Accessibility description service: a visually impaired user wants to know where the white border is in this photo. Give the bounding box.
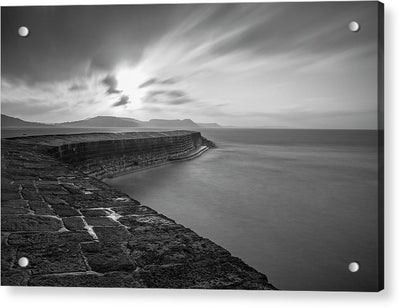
[0,0,399,307]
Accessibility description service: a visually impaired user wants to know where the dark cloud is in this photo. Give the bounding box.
[89,55,117,72]
[101,75,121,94]
[167,90,185,98]
[143,89,193,105]
[139,77,178,88]
[112,95,130,107]
[168,97,193,105]
[148,90,165,97]
[160,77,179,85]
[143,90,162,103]
[139,78,157,88]
[1,5,177,83]
[69,83,88,91]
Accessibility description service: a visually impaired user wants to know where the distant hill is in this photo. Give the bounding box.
[197,122,222,128]
[60,117,207,128]
[1,114,52,127]
[60,116,142,127]
[1,114,222,129]
[145,119,199,128]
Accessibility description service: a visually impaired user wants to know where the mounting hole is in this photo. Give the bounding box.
[348,21,360,32]
[18,257,29,267]
[348,261,359,272]
[18,26,30,37]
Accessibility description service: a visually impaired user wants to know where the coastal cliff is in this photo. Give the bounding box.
[7,131,216,179]
[1,131,275,289]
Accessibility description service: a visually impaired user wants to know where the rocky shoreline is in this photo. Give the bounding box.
[1,132,276,289]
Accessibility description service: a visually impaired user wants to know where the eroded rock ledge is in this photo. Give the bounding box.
[1,131,275,289]
[7,131,216,179]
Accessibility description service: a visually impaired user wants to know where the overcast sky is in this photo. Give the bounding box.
[1,2,379,128]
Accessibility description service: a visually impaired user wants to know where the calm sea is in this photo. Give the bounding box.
[2,127,379,290]
[105,128,379,291]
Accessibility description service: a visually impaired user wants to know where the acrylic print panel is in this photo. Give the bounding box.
[1,1,384,291]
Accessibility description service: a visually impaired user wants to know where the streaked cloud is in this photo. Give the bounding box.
[112,95,130,107]
[139,78,157,88]
[1,3,379,128]
[139,77,178,88]
[69,83,88,92]
[101,75,122,95]
[143,90,193,105]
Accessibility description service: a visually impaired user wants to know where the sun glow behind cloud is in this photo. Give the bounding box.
[115,66,148,107]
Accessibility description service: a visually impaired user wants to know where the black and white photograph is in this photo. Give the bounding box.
[1,1,383,292]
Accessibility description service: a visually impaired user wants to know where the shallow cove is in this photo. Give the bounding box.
[104,128,379,291]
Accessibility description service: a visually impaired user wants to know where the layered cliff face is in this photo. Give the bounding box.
[8,131,216,179]
[2,131,274,289]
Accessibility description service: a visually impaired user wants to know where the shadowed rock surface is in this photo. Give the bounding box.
[1,132,275,289]
[8,130,216,179]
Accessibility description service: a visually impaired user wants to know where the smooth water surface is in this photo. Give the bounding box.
[105,129,379,291]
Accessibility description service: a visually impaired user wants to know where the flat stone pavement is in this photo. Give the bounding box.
[1,139,275,289]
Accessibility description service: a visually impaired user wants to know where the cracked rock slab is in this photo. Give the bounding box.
[28,272,144,288]
[15,242,88,275]
[62,216,86,231]
[81,242,136,273]
[1,215,62,232]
